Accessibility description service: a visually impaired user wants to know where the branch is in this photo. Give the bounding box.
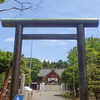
[0,7,32,12]
[0,0,42,13]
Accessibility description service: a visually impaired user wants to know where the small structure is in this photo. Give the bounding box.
[23,86,33,99]
[30,82,37,90]
[38,68,65,85]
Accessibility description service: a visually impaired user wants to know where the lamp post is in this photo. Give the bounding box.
[29,41,33,87]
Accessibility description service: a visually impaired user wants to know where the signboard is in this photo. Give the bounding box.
[14,95,23,100]
[48,78,58,81]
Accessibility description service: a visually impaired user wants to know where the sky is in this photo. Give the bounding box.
[0,0,100,63]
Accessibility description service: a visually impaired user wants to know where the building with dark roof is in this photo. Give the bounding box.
[38,68,66,85]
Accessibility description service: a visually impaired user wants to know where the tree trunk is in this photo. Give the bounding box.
[0,67,11,100]
[94,92,99,100]
[92,88,100,100]
[75,88,79,97]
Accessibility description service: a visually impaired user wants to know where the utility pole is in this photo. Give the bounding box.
[29,41,33,87]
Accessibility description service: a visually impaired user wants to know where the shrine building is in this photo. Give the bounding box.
[38,68,66,85]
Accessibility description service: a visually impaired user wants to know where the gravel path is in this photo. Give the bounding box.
[32,91,66,100]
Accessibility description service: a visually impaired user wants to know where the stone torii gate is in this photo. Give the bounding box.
[2,18,99,100]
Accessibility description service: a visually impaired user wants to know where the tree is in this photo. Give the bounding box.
[0,0,5,4]
[57,59,63,67]
[60,47,79,96]
[0,72,5,89]
[20,55,32,85]
[20,65,32,85]
[42,60,50,68]
[0,51,13,100]
[60,64,79,96]
[0,51,13,73]
[85,36,100,99]
[0,51,32,99]
[67,47,78,65]
[61,36,100,99]
[42,60,47,67]
[26,58,43,82]
[43,59,68,68]
[86,47,100,99]
[0,0,42,13]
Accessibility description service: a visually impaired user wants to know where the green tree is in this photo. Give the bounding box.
[0,51,13,73]
[42,60,47,67]
[0,51,32,99]
[0,51,13,99]
[61,47,79,96]
[43,59,68,68]
[61,36,100,99]
[20,65,32,85]
[86,45,100,100]
[27,58,42,82]
[42,60,50,68]
[0,72,5,88]
[0,0,5,4]
[19,55,33,85]
[60,64,79,96]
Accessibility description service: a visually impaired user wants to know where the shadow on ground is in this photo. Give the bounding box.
[54,94,65,98]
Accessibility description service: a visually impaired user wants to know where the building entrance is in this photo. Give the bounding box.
[48,78,58,85]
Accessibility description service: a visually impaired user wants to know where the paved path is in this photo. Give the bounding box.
[44,85,61,91]
[33,91,66,100]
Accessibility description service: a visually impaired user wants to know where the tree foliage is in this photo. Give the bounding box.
[61,47,79,96]
[0,72,5,88]
[0,51,13,89]
[0,0,5,4]
[0,51,13,99]
[42,59,68,68]
[61,36,100,99]
[26,58,43,82]
[0,51,13,73]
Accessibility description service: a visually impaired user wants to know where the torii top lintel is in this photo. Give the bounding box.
[2,18,99,27]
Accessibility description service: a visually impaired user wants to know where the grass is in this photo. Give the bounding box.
[61,93,97,100]
[61,93,79,100]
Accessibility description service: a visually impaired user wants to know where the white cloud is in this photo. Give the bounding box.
[5,38,14,42]
[63,48,68,50]
[51,57,54,59]
[38,40,68,46]
[51,40,58,43]
[68,40,76,42]
[45,59,51,63]
[48,44,55,46]
[58,41,67,45]
[45,59,49,62]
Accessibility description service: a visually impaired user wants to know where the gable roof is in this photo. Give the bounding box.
[45,69,60,78]
[38,68,66,77]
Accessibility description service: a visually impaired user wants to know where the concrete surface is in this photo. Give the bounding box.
[33,91,66,100]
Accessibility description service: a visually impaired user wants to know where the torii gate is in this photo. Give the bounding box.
[2,18,99,100]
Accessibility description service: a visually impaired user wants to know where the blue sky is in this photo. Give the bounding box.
[0,0,100,63]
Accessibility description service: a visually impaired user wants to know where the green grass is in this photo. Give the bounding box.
[61,93,98,100]
[61,93,79,100]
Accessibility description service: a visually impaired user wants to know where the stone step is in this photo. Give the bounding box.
[44,85,61,91]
